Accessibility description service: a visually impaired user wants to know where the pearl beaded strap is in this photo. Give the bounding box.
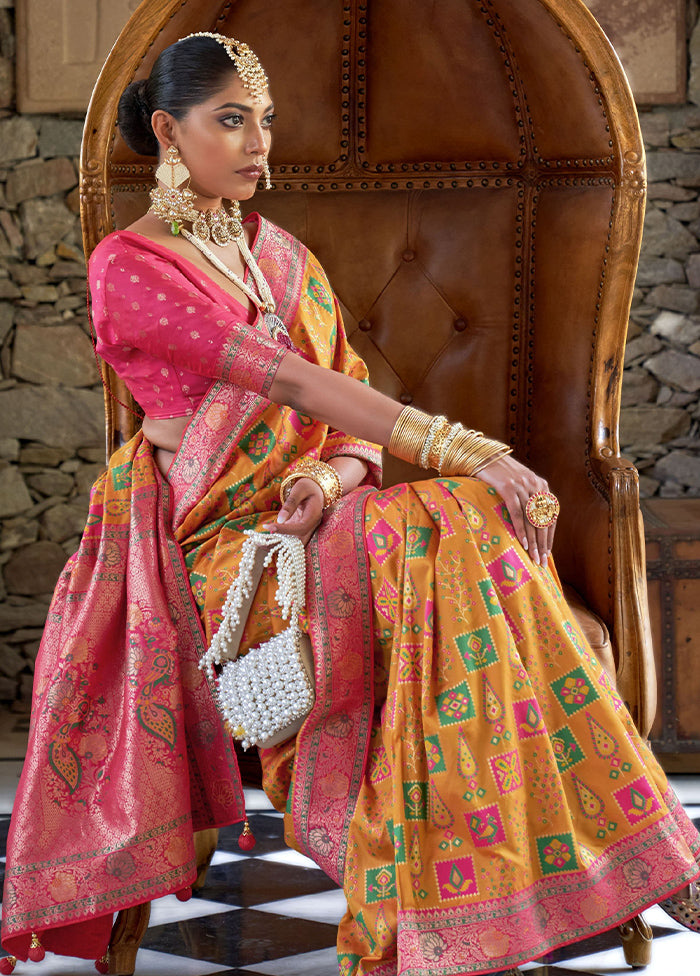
[200,530,306,678]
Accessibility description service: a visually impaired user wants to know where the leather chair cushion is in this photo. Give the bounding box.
[563,583,616,680]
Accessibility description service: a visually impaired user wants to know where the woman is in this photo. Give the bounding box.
[2,33,698,976]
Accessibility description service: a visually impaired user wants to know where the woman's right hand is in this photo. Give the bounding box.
[475,454,557,568]
[265,477,324,547]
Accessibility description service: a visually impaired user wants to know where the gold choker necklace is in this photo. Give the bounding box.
[149,193,244,246]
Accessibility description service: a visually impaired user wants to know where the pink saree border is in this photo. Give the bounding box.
[288,487,377,884]
[394,794,700,975]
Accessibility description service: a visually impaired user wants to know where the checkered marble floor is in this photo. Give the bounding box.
[1,760,699,976]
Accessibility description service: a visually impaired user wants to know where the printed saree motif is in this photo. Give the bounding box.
[329,480,700,975]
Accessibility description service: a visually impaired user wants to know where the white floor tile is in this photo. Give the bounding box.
[559,928,699,976]
[254,888,347,925]
[242,787,276,811]
[210,849,248,866]
[0,760,23,815]
[668,775,700,806]
[257,847,321,870]
[241,945,339,975]
[147,893,239,928]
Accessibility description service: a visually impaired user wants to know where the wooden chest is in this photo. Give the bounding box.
[644,499,700,772]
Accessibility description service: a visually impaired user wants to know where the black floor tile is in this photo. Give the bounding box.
[195,855,339,908]
[141,909,337,967]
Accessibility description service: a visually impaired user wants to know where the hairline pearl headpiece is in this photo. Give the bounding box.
[176,32,268,102]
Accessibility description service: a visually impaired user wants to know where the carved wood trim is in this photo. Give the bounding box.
[108,902,151,975]
[605,460,655,738]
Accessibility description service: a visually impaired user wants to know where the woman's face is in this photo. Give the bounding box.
[162,71,274,204]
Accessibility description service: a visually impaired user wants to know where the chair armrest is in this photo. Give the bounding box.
[596,454,656,737]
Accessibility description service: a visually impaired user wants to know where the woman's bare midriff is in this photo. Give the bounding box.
[142,415,192,478]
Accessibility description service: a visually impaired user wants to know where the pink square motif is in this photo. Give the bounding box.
[366,518,401,566]
[465,803,507,847]
[434,854,477,900]
[613,775,662,826]
[489,749,523,795]
[486,548,532,598]
[513,698,546,739]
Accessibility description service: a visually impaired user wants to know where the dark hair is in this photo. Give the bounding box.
[118,36,238,156]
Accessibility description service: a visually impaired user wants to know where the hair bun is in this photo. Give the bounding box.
[118,78,159,157]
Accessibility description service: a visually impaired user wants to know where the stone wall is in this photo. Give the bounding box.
[0,5,700,705]
[623,11,700,496]
[0,4,104,706]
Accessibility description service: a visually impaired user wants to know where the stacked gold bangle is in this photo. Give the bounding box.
[280,458,344,509]
[389,406,512,477]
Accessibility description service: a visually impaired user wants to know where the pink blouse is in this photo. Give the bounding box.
[88,226,288,419]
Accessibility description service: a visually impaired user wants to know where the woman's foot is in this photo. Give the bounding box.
[658,881,700,932]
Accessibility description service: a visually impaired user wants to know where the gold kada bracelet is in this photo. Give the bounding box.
[389,406,512,476]
[280,458,343,509]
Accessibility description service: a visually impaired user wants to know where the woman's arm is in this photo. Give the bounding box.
[271,352,556,567]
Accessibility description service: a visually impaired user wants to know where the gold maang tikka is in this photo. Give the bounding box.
[176,33,268,102]
[149,145,244,245]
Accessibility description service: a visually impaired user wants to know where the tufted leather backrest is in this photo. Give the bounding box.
[81,0,646,647]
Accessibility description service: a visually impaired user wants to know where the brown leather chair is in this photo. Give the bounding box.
[80,0,654,971]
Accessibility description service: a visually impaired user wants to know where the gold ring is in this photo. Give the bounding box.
[525,490,560,528]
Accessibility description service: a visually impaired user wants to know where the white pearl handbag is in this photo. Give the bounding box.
[199,531,315,750]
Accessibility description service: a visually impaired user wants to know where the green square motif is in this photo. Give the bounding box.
[477,579,503,617]
[425,734,446,774]
[456,626,498,673]
[365,864,396,903]
[536,832,578,876]
[403,781,428,820]
[551,725,585,773]
[436,682,476,726]
[190,572,207,611]
[239,421,276,462]
[111,462,132,491]
[390,821,406,864]
[338,954,362,976]
[406,525,433,559]
[551,666,599,716]
[307,275,333,313]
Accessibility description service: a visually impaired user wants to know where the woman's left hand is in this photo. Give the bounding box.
[268,477,324,546]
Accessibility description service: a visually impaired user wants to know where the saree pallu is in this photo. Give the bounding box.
[259,477,700,975]
[1,220,382,961]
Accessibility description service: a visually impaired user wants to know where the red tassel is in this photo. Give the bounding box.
[28,933,45,962]
[0,957,17,974]
[175,886,192,902]
[95,953,109,974]
[238,818,256,851]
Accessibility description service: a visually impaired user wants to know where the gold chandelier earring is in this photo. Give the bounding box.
[261,156,272,190]
[149,145,197,235]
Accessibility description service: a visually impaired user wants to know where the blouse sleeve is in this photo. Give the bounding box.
[89,238,288,398]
